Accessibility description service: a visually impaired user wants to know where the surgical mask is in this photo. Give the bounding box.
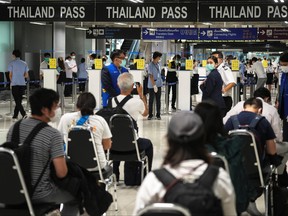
[50,107,62,123]
[44,58,49,63]
[120,59,126,67]
[71,56,76,59]
[280,66,288,73]
[206,64,215,72]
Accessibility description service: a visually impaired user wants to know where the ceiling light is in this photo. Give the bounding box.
[75,27,88,31]
[285,21,288,24]
[114,22,127,26]
[274,0,279,2]
[0,0,11,3]
[30,22,46,26]
[280,0,284,2]
[129,0,143,3]
[202,22,212,26]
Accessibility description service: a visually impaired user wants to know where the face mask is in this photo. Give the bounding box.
[120,59,126,67]
[49,107,62,123]
[44,58,49,63]
[71,56,76,59]
[206,63,215,72]
[280,66,288,73]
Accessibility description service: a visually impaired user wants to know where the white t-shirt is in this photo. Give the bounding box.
[252,61,267,79]
[217,62,236,97]
[111,95,145,121]
[133,159,236,216]
[57,111,112,168]
[40,60,49,76]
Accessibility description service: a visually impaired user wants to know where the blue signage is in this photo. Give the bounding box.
[199,28,257,40]
[142,28,198,40]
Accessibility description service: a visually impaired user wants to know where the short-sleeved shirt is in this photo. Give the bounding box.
[57,112,112,168]
[148,62,163,88]
[78,62,88,79]
[217,62,236,97]
[252,61,267,79]
[224,111,276,155]
[6,118,64,200]
[8,58,29,86]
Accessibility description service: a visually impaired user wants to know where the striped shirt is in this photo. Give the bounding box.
[7,118,65,200]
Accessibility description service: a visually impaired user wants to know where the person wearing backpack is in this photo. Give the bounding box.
[111,72,153,184]
[133,111,236,216]
[6,88,79,215]
[58,92,112,169]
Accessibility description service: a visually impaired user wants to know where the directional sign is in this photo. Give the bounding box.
[86,27,141,39]
[258,28,288,40]
[142,28,198,40]
[199,28,257,40]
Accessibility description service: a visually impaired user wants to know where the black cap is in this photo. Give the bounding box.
[168,111,205,142]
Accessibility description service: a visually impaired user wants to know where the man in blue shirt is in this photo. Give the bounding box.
[279,51,288,142]
[101,49,128,107]
[148,51,163,120]
[8,49,28,120]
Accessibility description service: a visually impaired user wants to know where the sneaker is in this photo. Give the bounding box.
[172,107,177,111]
[22,114,28,119]
[156,116,161,120]
[147,116,153,120]
[12,117,18,122]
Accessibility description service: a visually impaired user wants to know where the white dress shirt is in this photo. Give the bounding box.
[217,62,236,97]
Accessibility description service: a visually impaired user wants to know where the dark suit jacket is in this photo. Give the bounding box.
[200,69,225,109]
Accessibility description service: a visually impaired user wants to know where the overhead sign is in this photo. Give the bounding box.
[199,3,288,22]
[142,28,198,40]
[0,3,94,21]
[258,28,288,40]
[199,28,257,40]
[86,27,141,39]
[95,3,197,22]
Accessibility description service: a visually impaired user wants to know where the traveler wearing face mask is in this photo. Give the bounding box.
[6,88,79,215]
[279,51,288,142]
[64,56,75,97]
[40,52,51,79]
[200,56,226,117]
[147,51,163,120]
[101,49,128,107]
[70,52,78,78]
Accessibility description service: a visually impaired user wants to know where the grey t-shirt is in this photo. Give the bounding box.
[7,118,64,200]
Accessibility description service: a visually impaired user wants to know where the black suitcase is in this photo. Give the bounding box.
[124,161,145,186]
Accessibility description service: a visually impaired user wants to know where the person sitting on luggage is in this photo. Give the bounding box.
[58,92,112,169]
[111,72,153,182]
[133,111,236,216]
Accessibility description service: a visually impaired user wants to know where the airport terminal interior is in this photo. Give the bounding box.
[1,0,288,215]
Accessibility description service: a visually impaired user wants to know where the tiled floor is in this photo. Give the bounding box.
[0,87,273,216]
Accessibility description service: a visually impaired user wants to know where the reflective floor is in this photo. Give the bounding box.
[0,87,271,215]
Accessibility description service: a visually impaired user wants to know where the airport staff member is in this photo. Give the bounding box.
[279,51,288,142]
[212,51,236,115]
[8,49,28,120]
[101,49,128,107]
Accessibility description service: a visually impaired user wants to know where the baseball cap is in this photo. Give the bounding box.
[168,111,205,142]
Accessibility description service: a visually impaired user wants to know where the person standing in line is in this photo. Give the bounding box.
[200,56,226,117]
[64,56,76,97]
[78,58,88,92]
[278,51,288,142]
[251,57,267,90]
[211,51,236,115]
[147,51,163,120]
[39,52,50,77]
[101,49,128,107]
[8,49,28,121]
[56,57,66,100]
[166,55,180,111]
[70,52,78,77]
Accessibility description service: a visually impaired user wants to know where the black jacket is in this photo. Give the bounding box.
[51,161,112,216]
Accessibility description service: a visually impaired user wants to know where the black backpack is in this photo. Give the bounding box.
[230,114,265,161]
[2,120,49,197]
[153,165,223,216]
[96,95,138,132]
